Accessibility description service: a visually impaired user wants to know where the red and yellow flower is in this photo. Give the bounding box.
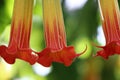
[96,0,120,59]
[0,0,38,64]
[37,0,86,67]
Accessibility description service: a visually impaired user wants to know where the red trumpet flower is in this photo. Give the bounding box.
[96,0,120,59]
[37,0,86,67]
[0,0,38,64]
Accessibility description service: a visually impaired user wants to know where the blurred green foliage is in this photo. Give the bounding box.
[0,0,120,80]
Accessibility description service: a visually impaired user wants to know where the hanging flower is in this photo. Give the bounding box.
[0,0,38,64]
[37,0,86,67]
[96,0,120,59]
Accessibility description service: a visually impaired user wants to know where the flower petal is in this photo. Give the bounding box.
[37,46,79,67]
[16,49,38,65]
[96,41,120,59]
[0,46,15,64]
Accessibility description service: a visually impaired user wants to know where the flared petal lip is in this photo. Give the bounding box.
[94,41,120,59]
[37,46,86,67]
[0,45,38,65]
